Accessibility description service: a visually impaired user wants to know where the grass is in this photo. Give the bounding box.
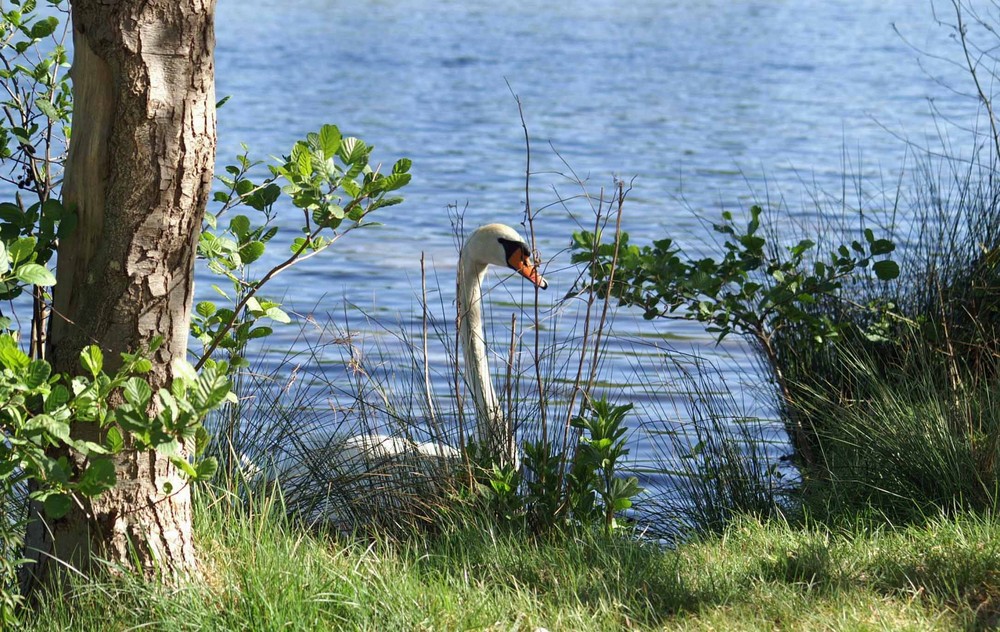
[20,485,1000,631]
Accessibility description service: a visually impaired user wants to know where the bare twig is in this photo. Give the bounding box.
[506,79,548,440]
[953,0,1000,163]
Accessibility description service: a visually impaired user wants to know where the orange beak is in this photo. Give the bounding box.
[508,249,548,289]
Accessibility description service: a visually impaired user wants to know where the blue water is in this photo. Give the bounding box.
[210,1,981,472]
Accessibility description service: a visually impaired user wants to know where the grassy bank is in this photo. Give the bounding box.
[22,488,1000,631]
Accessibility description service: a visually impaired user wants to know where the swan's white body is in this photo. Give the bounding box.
[457,223,547,465]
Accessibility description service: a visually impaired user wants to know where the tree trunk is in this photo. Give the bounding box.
[21,0,216,589]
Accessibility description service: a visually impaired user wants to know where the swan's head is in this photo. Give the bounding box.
[463,223,548,289]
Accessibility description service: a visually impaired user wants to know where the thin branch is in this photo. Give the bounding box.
[506,79,548,440]
[953,0,1000,162]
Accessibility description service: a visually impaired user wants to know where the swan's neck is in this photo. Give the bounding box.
[457,256,513,462]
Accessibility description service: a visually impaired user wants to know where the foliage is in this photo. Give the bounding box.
[0,334,230,624]
[1,337,229,518]
[0,0,70,356]
[573,205,899,346]
[572,205,900,469]
[193,126,412,371]
[192,127,412,485]
[475,397,643,537]
[571,397,642,535]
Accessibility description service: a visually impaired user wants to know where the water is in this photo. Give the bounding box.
[209,1,980,473]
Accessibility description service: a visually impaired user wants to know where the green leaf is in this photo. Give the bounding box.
[341,178,361,199]
[247,326,273,340]
[170,456,198,479]
[0,202,22,223]
[44,384,70,413]
[611,496,633,511]
[69,439,109,456]
[195,426,211,456]
[873,260,900,281]
[29,15,58,39]
[155,437,182,457]
[24,359,50,389]
[235,179,255,197]
[170,358,199,385]
[0,335,28,370]
[150,335,166,353]
[264,306,291,324]
[239,241,265,265]
[392,157,412,174]
[9,236,36,264]
[337,137,368,165]
[35,97,59,120]
[195,457,218,481]
[244,295,263,315]
[105,426,124,454]
[80,345,103,377]
[43,493,71,519]
[293,143,312,177]
[24,413,70,443]
[77,459,116,497]
[870,238,895,256]
[195,301,216,318]
[123,377,152,408]
[15,263,56,286]
[115,407,149,434]
[229,214,250,239]
[370,172,411,193]
[192,371,231,412]
[369,196,403,211]
[318,124,341,159]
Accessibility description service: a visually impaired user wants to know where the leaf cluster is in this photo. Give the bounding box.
[573,205,900,347]
[570,397,643,534]
[475,397,643,537]
[0,336,231,523]
[194,125,412,369]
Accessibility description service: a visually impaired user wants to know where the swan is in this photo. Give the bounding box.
[248,224,546,530]
[458,223,548,466]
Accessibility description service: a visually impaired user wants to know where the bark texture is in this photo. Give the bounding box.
[22,0,216,587]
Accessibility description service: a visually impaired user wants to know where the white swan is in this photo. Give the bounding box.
[458,223,548,466]
[247,224,546,529]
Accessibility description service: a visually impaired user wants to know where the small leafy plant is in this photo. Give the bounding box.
[571,398,643,535]
[478,397,643,536]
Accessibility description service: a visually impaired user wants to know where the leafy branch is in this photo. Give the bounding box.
[193,124,412,370]
[572,205,901,468]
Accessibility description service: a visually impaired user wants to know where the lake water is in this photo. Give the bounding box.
[209,1,981,481]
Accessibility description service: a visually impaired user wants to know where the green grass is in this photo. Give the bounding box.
[21,487,1000,631]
